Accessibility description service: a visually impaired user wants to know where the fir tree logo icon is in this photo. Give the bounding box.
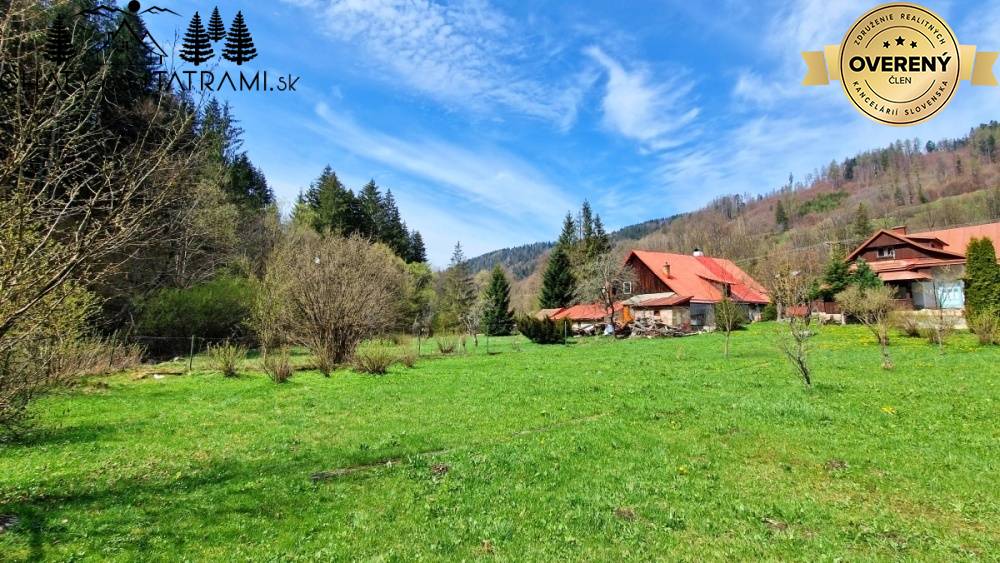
[207,7,227,42]
[179,12,214,66]
[44,13,74,64]
[222,11,257,66]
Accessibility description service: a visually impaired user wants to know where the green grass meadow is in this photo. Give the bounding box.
[1,324,997,560]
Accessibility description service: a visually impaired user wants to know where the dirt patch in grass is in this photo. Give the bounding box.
[614,507,637,521]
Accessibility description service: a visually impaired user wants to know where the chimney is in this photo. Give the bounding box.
[692,248,704,257]
[663,261,671,277]
[890,225,907,235]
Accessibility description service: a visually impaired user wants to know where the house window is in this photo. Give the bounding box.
[622,281,633,294]
[877,247,896,259]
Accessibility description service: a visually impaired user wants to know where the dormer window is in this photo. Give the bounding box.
[877,248,896,259]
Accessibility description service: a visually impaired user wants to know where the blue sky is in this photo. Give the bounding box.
[142,0,1000,265]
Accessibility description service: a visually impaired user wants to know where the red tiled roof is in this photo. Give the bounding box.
[626,250,769,304]
[879,270,933,282]
[632,294,692,307]
[845,229,964,262]
[551,302,623,321]
[910,222,1000,256]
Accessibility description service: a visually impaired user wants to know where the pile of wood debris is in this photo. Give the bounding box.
[624,319,693,338]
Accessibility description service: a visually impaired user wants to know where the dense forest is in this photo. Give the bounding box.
[493,123,1000,312]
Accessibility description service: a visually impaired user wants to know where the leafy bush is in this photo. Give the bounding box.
[207,341,248,377]
[262,348,293,384]
[761,302,778,322]
[137,276,255,356]
[967,310,999,345]
[436,334,458,354]
[516,316,568,345]
[352,340,399,375]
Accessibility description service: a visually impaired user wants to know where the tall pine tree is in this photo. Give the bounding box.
[357,180,383,239]
[302,167,363,235]
[589,214,612,258]
[853,203,873,239]
[557,212,577,247]
[408,231,427,263]
[440,242,476,330]
[481,265,515,336]
[539,245,576,309]
[179,12,213,66]
[775,200,789,232]
[380,189,410,257]
[222,11,257,65]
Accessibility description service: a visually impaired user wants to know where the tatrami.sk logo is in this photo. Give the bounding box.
[801,2,997,126]
[163,6,300,93]
[40,2,300,94]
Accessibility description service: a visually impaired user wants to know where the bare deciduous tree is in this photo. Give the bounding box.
[256,230,406,374]
[714,298,746,358]
[836,285,895,369]
[577,251,636,330]
[1,1,199,436]
[762,254,820,386]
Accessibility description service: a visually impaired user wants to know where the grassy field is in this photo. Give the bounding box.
[0,324,997,561]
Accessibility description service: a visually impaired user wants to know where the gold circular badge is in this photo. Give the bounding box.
[839,3,960,126]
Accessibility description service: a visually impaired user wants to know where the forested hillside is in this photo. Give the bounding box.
[501,122,1000,312]
[465,214,677,280]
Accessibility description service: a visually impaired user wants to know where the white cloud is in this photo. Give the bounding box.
[282,0,584,126]
[585,46,699,151]
[307,102,576,262]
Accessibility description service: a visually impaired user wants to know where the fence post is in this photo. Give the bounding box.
[188,335,196,373]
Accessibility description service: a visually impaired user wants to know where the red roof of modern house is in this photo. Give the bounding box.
[551,302,623,321]
[845,222,1000,282]
[911,223,1000,256]
[626,250,769,304]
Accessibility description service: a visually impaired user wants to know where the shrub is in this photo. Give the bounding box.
[967,310,1000,345]
[352,340,399,375]
[262,348,293,384]
[207,341,248,377]
[892,312,921,337]
[436,334,458,354]
[516,316,568,344]
[398,349,418,368]
[136,276,255,356]
[761,302,778,322]
[256,230,406,375]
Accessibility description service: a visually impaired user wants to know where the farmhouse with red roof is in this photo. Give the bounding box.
[621,249,769,329]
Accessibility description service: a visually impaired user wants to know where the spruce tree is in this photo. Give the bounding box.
[44,14,74,64]
[441,242,476,330]
[580,200,595,241]
[222,11,257,65]
[408,231,427,263]
[557,212,577,247]
[775,200,789,231]
[965,237,1000,316]
[482,265,515,336]
[539,245,576,309]
[357,180,384,239]
[853,203,873,239]
[850,259,882,289]
[179,12,214,66]
[380,189,409,257]
[207,7,227,42]
[227,153,273,210]
[302,166,362,235]
[589,214,612,258]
